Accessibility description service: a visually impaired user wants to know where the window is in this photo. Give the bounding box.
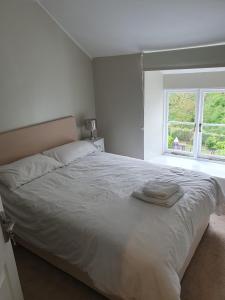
[164,89,225,161]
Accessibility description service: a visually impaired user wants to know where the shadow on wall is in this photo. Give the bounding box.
[93,54,144,159]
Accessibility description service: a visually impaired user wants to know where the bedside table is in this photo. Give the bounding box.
[85,137,105,152]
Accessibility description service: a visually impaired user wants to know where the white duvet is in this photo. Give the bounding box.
[1,152,224,300]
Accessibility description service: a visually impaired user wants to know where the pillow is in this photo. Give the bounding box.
[43,140,97,165]
[0,154,62,190]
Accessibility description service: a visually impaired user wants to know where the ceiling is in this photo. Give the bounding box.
[37,0,225,58]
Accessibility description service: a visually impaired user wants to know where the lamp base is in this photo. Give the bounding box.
[90,130,97,140]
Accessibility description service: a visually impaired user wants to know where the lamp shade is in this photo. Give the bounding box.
[85,119,97,131]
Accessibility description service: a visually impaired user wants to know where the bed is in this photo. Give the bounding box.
[0,116,224,300]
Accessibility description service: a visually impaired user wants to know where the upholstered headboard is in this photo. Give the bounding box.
[0,116,78,165]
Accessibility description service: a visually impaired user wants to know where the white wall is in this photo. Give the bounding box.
[164,71,225,89]
[144,71,164,160]
[0,0,95,134]
[93,54,144,159]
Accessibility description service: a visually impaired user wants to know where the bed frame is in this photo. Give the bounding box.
[0,116,209,299]
[0,116,78,165]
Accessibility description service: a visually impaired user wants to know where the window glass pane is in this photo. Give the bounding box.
[203,92,225,124]
[201,125,225,157]
[168,92,196,122]
[168,123,195,153]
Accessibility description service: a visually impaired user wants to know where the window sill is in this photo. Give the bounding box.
[147,154,225,179]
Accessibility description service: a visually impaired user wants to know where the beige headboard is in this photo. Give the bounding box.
[0,116,78,165]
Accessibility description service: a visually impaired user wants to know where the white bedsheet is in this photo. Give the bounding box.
[1,152,224,300]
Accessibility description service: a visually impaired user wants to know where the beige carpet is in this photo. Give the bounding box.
[14,215,225,300]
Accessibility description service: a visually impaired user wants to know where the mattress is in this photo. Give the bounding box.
[0,152,223,300]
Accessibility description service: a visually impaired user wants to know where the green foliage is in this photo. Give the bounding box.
[168,124,193,144]
[169,91,225,125]
[168,135,174,148]
[205,136,217,150]
[168,91,225,156]
[168,92,195,122]
[174,129,191,143]
[216,141,225,150]
[203,92,225,124]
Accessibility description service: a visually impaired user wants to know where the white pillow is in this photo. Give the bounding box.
[0,154,62,191]
[43,141,97,165]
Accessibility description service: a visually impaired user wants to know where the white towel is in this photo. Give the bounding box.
[143,181,180,199]
[132,189,184,207]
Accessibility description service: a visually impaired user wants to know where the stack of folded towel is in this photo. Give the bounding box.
[132,181,183,207]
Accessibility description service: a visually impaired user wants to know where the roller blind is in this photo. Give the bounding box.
[143,45,225,71]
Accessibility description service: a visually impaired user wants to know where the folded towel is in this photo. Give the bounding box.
[143,181,180,199]
[132,189,184,207]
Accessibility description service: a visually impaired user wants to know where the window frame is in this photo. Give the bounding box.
[198,88,225,162]
[163,88,225,162]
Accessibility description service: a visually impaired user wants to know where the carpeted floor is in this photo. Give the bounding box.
[14,215,225,300]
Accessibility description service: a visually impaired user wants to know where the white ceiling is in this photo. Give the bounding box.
[37,0,225,58]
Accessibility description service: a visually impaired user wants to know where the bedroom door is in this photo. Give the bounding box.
[0,198,24,300]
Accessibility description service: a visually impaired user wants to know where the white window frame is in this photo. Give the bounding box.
[163,88,225,162]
